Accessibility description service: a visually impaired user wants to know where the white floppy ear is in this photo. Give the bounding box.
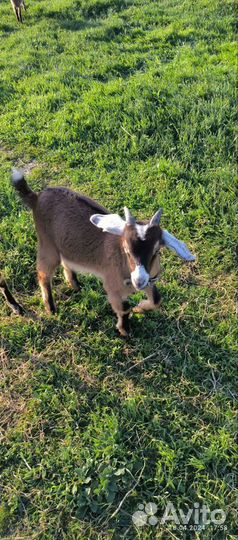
[162,230,196,261]
[90,213,126,236]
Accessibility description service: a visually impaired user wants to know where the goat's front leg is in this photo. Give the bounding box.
[133,284,161,313]
[106,289,131,336]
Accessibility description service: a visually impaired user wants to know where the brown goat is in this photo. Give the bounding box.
[12,170,195,335]
[10,0,27,23]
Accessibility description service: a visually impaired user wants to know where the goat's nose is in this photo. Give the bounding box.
[136,278,147,290]
[131,265,149,290]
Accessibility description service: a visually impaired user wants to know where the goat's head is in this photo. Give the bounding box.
[90,207,195,291]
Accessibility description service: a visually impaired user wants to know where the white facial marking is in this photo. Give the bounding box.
[135,224,149,241]
[162,230,196,261]
[131,264,150,290]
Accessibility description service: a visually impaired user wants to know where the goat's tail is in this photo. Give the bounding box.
[12,169,38,209]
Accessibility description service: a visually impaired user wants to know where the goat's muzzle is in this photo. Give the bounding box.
[130,265,150,291]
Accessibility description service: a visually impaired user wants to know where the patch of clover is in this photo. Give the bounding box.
[132,502,158,527]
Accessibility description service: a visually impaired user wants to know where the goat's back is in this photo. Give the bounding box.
[33,187,112,265]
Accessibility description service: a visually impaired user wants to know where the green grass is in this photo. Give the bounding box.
[0,0,237,538]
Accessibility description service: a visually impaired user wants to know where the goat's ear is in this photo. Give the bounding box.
[162,230,196,261]
[90,213,126,236]
[150,208,163,225]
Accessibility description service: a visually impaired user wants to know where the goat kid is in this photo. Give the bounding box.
[12,170,195,335]
[10,0,27,23]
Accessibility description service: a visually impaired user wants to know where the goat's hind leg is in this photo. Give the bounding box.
[38,270,56,314]
[37,245,60,314]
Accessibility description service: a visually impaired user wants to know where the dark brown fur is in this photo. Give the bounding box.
[123,224,162,271]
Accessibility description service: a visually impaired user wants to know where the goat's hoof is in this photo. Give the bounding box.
[132,305,145,314]
[120,331,129,338]
[71,284,81,292]
[46,306,57,315]
[117,324,129,337]
[118,327,128,337]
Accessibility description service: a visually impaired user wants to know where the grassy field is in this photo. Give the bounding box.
[0,0,237,538]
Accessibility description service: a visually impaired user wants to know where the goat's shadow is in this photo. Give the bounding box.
[82,307,235,398]
[22,285,236,405]
[4,277,235,400]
